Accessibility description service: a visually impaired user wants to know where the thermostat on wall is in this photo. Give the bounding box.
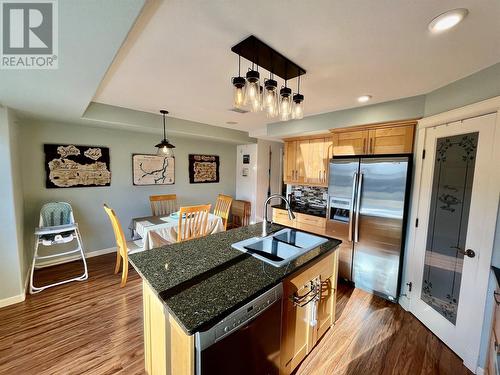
[243,154,250,164]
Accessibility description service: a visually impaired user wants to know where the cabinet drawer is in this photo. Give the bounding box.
[272,209,296,228]
[287,252,335,289]
[296,213,326,228]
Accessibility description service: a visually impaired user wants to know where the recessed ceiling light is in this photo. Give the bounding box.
[357,95,372,103]
[226,121,238,125]
[428,8,468,33]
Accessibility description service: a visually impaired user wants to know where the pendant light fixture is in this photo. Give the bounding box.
[263,72,278,118]
[155,110,175,156]
[292,74,304,120]
[232,55,246,108]
[230,35,306,122]
[245,62,260,110]
[279,79,292,121]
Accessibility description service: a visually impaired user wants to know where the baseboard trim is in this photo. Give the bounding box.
[398,294,410,311]
[34,247,116,269]
[0,293,25,309]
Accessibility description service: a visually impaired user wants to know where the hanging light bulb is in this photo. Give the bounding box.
[262,74,278,110]
[292,74,304,120]
[280,81,292,121]
[245,63,260,108]
[232,55,246,108]
[155,110,175,156]
[251,84,263,112]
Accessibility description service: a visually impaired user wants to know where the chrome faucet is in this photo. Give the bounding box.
[262,194,295,237]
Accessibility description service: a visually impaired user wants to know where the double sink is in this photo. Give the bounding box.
[231,228,328,267]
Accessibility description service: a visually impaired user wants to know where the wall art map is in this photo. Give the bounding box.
[132,154,175,185]
[44,144,111,188]
[188,154,220,184]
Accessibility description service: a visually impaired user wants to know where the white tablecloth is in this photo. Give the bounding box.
[131,213,224,250]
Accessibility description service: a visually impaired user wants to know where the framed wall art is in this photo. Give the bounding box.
[188,154,220,184]
[44,144,111,188]
[132,154,175,185]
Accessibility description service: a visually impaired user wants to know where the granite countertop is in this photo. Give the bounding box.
[272,203,327,218]
[129,223,341,335]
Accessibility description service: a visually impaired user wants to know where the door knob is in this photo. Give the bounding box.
[451,246,476,258]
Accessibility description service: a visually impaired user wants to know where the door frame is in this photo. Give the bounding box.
[402,96,500,373]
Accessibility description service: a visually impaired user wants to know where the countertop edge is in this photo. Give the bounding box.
[132,242,341,336]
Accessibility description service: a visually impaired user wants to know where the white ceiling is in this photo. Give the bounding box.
[94,0,500,136]
[0,0,144,122]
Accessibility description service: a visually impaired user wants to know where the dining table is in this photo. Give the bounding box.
[129,212,224,251]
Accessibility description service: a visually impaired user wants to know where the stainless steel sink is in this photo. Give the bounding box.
[231,228,328,267]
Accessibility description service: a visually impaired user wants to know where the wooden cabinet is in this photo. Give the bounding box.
[281,251,338,375]
[330,120,417,156]
[273,208,328,238]
[272,208,297,228]
[283,136,332,186]
[331,129,369,156]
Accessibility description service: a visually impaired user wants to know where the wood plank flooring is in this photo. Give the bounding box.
[0,253,472,375]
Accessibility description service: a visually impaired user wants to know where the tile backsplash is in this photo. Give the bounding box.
[289,185,328,208]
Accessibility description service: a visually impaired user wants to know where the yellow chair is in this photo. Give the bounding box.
[177,204,211,242]
[213,194,233,230]
[149,194,177,216]
[103,204,142,287]
[229,200,251,228]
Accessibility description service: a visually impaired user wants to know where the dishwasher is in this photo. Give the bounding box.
[195,283,283,375]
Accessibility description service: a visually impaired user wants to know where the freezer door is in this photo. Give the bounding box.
[353,157,409,300]
[327,158,359,280]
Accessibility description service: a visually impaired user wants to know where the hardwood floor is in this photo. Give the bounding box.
[0,254,472,375]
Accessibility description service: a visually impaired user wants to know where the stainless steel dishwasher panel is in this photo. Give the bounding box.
[195,283,283,375]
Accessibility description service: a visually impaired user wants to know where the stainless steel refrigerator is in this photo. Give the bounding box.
[327,155,411,301]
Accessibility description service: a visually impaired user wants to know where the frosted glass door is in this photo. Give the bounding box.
[420,132,478,324]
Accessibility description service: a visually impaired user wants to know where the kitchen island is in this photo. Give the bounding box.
[129,223,341,375]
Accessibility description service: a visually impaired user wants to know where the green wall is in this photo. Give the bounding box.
[267,62,500,137]
[0,107,24,301]
[19,119,238,256]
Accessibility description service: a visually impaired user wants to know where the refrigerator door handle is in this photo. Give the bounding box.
[348,172,358,242]
[354,173,363,243]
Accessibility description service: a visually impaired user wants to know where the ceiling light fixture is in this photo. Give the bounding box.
[232,55,246,108]
[155,110,175,156]
[428,8,468,33]
[246,63,261,111]
[357,95,372,103]
[292,73,304,120]
[230,35,306,122]
[263,73,278,118]
[279,80,292,121]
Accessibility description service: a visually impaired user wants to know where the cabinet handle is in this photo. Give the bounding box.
[323,170,326,182]
[369,138,372,154]
[363,138,366,153]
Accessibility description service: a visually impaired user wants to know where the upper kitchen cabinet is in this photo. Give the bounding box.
[330,120,417,156]
[283,136,332,186]
[331,129,369,155]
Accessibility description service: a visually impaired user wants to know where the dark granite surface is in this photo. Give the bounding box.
[272,203,327,218]
[129,223,341,335]
[492,266,500,286]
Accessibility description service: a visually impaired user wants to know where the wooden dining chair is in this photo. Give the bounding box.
[149,194,177,216]
[213,194,233,230]
[103,204,142,287]
[177,204,212,243]
[229,200,251,229]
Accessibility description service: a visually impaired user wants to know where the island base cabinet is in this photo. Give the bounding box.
[280,251,339,375]
[143,282,195,375]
